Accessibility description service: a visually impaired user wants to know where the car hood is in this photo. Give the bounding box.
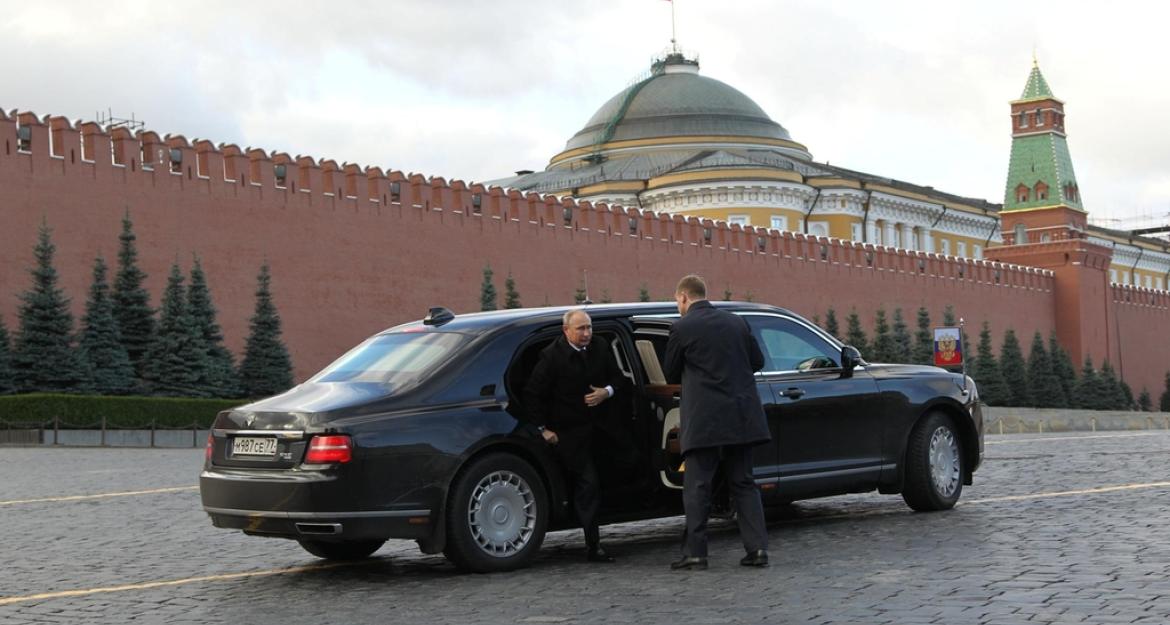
[864,363,952,378]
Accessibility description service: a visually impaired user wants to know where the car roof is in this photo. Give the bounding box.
[382,301,795,336]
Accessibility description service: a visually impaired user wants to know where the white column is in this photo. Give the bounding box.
[921,228,934,253]
[902,224,915,251]
[884,222,898,248]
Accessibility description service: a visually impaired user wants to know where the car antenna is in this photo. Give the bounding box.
[424,307,455,326]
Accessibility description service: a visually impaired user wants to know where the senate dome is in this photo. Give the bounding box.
[562,55,800,153]
[491,52,1000,259]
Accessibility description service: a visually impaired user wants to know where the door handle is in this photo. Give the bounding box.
[780,387,805,399]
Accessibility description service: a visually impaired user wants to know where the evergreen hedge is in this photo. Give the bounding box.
[0,394,241,428]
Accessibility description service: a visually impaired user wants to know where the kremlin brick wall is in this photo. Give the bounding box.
[0,110,1164,396]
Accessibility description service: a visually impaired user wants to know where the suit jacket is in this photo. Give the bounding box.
[523,335,626,432]
[663,300,769,453]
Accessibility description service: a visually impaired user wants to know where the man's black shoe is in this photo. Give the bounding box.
[586,546,616,563]
[670,556,708,570]
[740,550,769,567]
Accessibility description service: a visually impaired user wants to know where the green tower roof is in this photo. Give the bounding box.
[1017,62,1058,102]
[1003,61,1081,212]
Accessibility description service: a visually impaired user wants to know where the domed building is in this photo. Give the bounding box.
[492,53,1003,258]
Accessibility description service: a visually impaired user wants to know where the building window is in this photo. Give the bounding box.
[1121,271,1130,285]
[1145,275,1153,288]
[1034,110,1043,126]
[1040,233,1051,243]
[1015,184,1030,203]
[973,245,983,259]
[1019,112,1028,128]
[957,241,967,257]
[770,215,787,231]
[808,222,828,237]
[940,239,950,255]
[728,214,748,227]
[1013,223,1027,244]
[851,223,862,241]
[1157,277,1164,290]
[1110,269,1118,283]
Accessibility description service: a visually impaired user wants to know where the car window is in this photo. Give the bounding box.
[310,331,467,387]
[741,315,840,372]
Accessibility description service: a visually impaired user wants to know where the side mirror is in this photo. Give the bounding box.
[841,345,862,378]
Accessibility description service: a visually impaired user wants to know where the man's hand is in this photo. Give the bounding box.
[541,428,559,444]
[584,385,610,407]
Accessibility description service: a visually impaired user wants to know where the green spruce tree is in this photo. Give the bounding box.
[637,283,651,302]
[142,263,209,397]
[1138,388,1152,412]
[943,305,957,327]
[503,272,521,309]
[480,265,498,311]
[79,256,136,395]
[891,308,912,364]
[1161,372,1170,412]
[998,329,1029,407]
[824,308,840,342]
[871,308,894,363]
[239,263,294,398]
[11,221,90,393]
[1072,356,1104,410]
[112,211,155,380]
[844,309,870,358]
[1120,380,1135,411]
[912,307,933,365]
[970,322,1009,406]
[1098,361,1126,411]
[1026,331,1063,408]
[1047,333,1077,408]
[600,289,613,304]
[0,316,15,395]
[188,257,241,398]
[574,280,588,305]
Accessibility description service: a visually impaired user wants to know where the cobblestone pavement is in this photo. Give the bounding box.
[2,431,1169,624]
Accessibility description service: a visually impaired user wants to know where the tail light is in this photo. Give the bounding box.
[305,435,353,464]
[205,432,214,462]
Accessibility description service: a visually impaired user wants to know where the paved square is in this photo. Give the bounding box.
[2,431,1169,624]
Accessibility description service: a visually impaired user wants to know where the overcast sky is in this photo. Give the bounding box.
[4,1,1167,226]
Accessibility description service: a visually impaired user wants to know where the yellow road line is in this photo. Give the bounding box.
[962,481,1170,505]
[0,561,372,607]
[0,486,198,506]
[986,431,1166,445]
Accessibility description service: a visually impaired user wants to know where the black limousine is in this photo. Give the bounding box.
[200,302,983,572]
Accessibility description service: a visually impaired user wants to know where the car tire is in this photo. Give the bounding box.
[901,411,963,512]
[297,538,386,560]
[443,453,548,573]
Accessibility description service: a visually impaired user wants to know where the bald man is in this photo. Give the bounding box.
[524,309,625,563]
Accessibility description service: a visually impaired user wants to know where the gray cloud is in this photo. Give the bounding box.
[1,0,1166,223]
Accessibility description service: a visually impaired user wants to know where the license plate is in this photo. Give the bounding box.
[232,436,278,457]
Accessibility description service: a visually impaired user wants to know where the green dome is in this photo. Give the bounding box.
[564,56,797,152]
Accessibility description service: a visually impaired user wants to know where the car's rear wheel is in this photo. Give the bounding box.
[902,411,963,511]
[297,538,386,560]
[444,453,548,573]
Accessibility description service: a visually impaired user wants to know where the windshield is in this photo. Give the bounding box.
[310,331,468,387]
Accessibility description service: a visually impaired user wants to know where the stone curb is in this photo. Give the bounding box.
[984,406,1170,434]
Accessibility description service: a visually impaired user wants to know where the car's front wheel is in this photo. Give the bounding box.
[297,538,386,560]
[443,453,548,573]
[902,411,963,511]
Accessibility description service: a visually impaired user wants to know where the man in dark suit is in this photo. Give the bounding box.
[524,308,625,563]
[663,274,770,570]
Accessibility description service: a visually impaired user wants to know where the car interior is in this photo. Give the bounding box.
[500,327,678,505]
